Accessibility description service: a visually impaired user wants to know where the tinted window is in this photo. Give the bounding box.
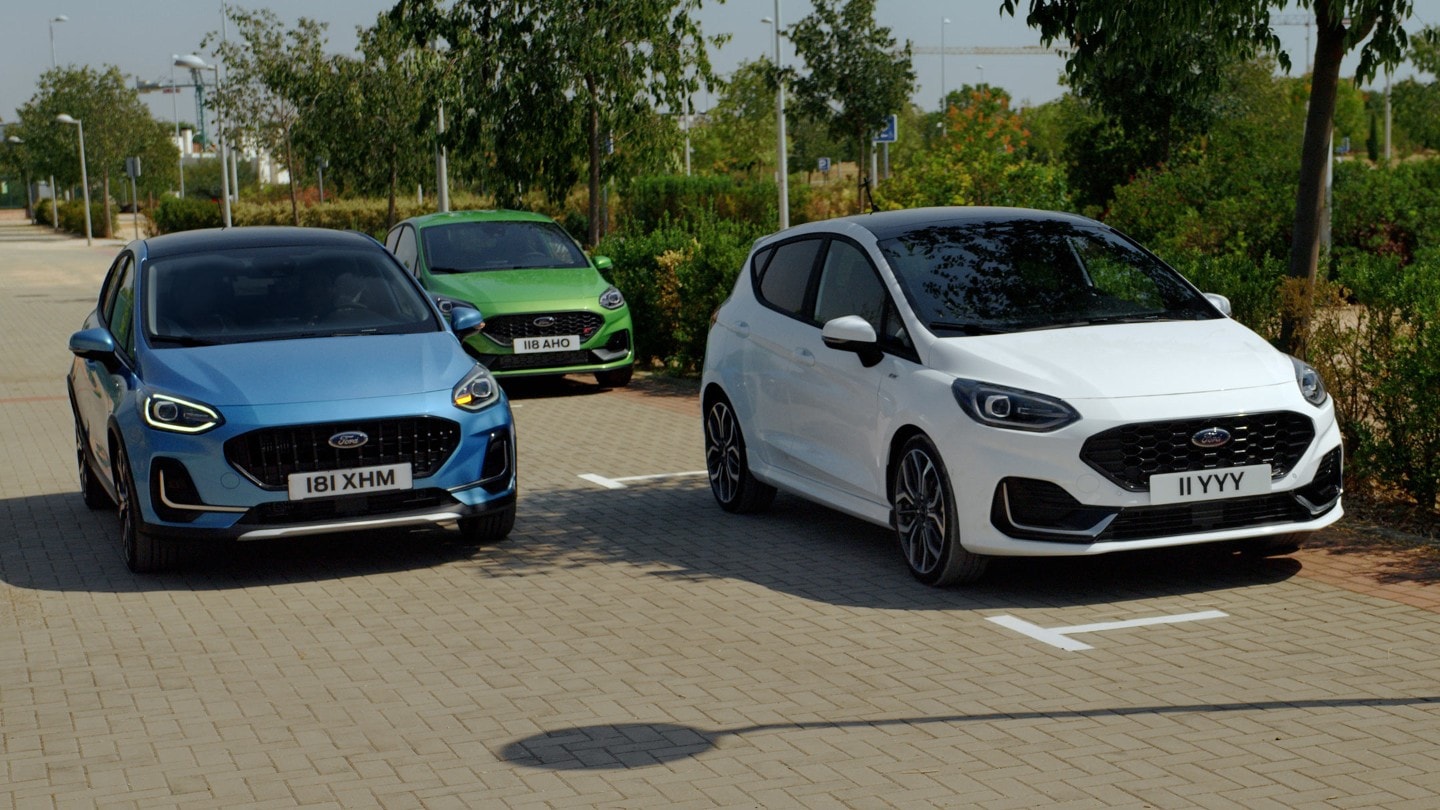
[878,219,1215,335]
[105,255,136,357]
[756,238,820,317]
[421,220,589,272]
[146,245,439,345]
[814,240,885,329]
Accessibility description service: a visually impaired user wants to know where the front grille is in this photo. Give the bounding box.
[226,418,461,489]
[1081,411,1315,491]
[240,488,458,525]
[1098,494,1317,541]
[484,350,594,371]
[484,311,605,347]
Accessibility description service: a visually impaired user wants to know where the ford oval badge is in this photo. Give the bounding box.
[1191,427,1232,449]
[329,430,369,450]
[534,316,557,328]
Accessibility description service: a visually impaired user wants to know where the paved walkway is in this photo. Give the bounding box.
[3,221,1438,808]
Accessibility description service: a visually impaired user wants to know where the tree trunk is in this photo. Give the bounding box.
[1279,2,1367,357]
[586,76,603,248]
[285,128,300,226]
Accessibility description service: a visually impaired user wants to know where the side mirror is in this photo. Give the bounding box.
[69,328,117,362]
[592,255,613,272]
[821,315,883,368]
[1204,292,1232,317]
[450,305,485,336]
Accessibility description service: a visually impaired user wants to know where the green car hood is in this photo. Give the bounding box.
[424,266,610,314]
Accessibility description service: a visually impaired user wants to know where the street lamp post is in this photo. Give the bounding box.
[55,113,91,245]
[762,2,789,231]
[6,136,35,222]
[976,64,985,87]
[174,54,230,227]
[47,14,67,232]
[317,158,327,203]
[941,17,951,112]
[170,58,185,198]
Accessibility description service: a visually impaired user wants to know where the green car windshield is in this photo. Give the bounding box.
[421,220,591,273]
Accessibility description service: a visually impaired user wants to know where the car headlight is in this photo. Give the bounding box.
[453,363,500,411]
[599,286,625,310]
[951,379,1080,432]
[144,393,224,434]
[1291,356,1328,407]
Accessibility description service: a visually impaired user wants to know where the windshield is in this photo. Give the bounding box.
[144,244,440,346]
[877,219,1218,335]
[420,220,590,273]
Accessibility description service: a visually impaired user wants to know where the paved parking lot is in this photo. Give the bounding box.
[3,213,1439,808]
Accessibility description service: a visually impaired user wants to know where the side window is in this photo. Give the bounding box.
[391,226,419,273]
[105,255,137,358]
[755,238,820,317]
[813,240,885,329]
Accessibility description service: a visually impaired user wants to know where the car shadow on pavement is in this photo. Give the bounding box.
[0,492,494,593]
[458,480,1301,612]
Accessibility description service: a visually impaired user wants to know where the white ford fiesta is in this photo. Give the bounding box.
[700,207,1343,586]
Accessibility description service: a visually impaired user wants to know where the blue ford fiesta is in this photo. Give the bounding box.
[67,227,517,572]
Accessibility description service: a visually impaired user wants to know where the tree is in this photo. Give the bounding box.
[1002,0,1415,356]
[16,66,163,237]
[689,59,778,176]
[393,0,723,245]
[203,9,331,226]
[787,0,915,213]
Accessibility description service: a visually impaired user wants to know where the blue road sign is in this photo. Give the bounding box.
[874,114,898,143]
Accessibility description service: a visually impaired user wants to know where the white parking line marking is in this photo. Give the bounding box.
[578,471,709,490]
[987,610,1228,652]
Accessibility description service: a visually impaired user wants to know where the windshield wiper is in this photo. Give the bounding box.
[150,334,224,347]
[929,321,1008,335]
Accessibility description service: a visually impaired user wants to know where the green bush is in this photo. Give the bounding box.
[621,175,779,232]
[1309,251,1440,510]
[597,212,766,372]
[1164,251,1286,342]
[153,196,223,234]
[54,199,114,239]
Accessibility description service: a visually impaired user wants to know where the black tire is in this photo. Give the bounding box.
[113,441,179,573]
[76,421,113,510]
[595,366,633,388]
[703,394,776,514]
[459,505,516,545]
[891,435,987,586]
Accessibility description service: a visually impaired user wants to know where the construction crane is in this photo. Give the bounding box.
[136,73,208,148]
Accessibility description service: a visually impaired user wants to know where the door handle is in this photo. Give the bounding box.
[793,348,815,366]
[733,320,750,338]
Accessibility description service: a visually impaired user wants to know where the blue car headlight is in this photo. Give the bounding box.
[1291,356,1328,407]
[453,363,500,411]
[144,392,224,434]
[599,286,625,310]
[951,379,1080,432]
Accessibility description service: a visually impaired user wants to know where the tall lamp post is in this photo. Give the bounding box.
[174,54,230,227]
[6,135,35,222]
[941,17,951,112]
[55,113,91,245]
[762,3,789,231]
[170,57,185,198]
[47,14,67,232]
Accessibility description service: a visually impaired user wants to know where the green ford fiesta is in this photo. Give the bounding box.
[385,210,634,387]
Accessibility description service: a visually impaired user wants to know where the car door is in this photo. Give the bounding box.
[74,251,139,478]
[785,237,915,504]
[730,237,824,470]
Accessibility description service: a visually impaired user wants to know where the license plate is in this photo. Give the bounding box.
[1149,464,1271,505]
[514,334,579,353]
[287,463,412,500]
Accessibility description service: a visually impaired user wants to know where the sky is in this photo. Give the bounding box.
[5,0,1440,129]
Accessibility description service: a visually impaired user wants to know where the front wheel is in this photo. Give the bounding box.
[703,394,775,514]
[113,442,179,573]
[892,435,987,586]
[595,366,633,388]
[459,505,516,545]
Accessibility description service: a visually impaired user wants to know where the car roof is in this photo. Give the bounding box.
[138,226,381,260]
[802,206,1103,242]
[400,210,556,229]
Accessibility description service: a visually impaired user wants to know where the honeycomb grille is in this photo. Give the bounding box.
[1081,411,1315,492]
[483,312,604,346]
[225,417,461,489]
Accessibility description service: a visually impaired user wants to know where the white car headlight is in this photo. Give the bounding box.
[1291,356,1328,407]
[453,363,500,411]
[951,379,1080,432]
[599,286,625,310]
[144,393,224,434]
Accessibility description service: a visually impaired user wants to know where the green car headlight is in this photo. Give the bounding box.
[599,286,625,310]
